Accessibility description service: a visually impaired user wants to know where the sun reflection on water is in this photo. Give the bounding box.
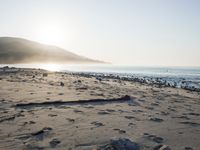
[39,64,61,72]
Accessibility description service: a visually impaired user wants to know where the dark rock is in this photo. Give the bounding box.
[124,116,136,119]
[185,147,193,150]
[49,139,61,148]
[152,137,164,143]
[100,138,140,150]
[66,118,75,122]
[31,127,52,140]
[118,130,126,134]
[96,77,102,81]
[60,82,64,87]
[43,73,48,77]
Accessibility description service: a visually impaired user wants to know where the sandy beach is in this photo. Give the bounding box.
[0,67,200,150]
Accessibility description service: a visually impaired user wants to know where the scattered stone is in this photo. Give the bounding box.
[31,127,52,140]
[60,82,64,87]
[99,138,140,150]
[96,77,102,82]
[29,121,36,124]
[124,116,136,119]
[43,73,48,77]
[153,137,164,143]
[49,139,61,148]
[118,130,126,134]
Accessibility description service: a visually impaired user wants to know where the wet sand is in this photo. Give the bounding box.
[0,67,200,150]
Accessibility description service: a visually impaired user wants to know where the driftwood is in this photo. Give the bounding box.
[15,95,132,108]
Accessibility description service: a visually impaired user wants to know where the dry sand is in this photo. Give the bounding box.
[0,68,200,150]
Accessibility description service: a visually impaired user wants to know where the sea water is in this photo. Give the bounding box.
[62,65,200,91]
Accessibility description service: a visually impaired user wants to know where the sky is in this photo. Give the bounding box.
[0,0,200,66]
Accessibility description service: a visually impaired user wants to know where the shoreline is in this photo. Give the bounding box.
[0,67,200,150]
[1,65,199,92]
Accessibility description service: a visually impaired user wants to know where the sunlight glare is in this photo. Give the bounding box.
[40,64,61,72]
[34,19,67,45]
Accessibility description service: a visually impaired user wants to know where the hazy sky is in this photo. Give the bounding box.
[0,0,200,66]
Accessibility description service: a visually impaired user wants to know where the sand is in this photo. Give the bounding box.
[0,67,200,150]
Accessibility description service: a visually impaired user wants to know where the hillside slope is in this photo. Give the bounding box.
[0,37,103,64]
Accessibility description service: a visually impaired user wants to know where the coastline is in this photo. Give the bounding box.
[0,67,200,150]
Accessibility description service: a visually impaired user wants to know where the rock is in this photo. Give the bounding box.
[96,77,102,82]
[153,144,171,150]
[31,127,52,140]
[60,82,64,87]
[49,139,61,148]
[43,73,48,77]
[152,136,164,143]
[100,138,140,150]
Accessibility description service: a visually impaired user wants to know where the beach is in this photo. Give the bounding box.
[0,67,200,150]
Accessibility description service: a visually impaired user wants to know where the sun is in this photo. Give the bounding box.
[34,19,67,45]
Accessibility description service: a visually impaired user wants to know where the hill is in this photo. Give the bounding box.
[0,37,104,64]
